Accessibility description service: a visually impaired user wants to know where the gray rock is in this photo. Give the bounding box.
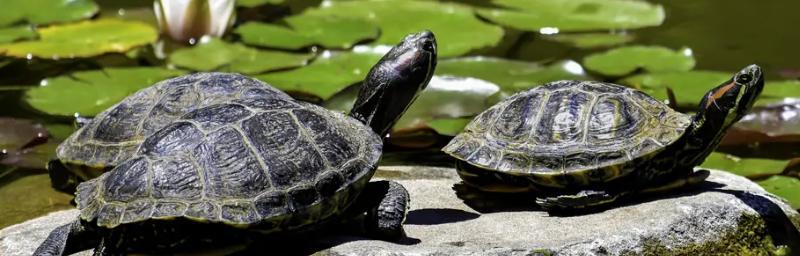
[1,167,798,256]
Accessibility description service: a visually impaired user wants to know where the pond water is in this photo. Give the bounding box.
[0,0,799,230]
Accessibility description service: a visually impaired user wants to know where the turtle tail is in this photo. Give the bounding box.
[34,219,98,256]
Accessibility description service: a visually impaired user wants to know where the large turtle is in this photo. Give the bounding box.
[443,65,763,210]
[34,30,437,255]
[48,72,295,192]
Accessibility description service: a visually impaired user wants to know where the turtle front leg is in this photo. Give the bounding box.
[536,190,625,210]
[47,160,80,193]
[362,180,410,241]
[34,219,98,256]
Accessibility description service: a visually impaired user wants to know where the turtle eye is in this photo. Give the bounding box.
[736,74,752,84]
[422,41,435,53]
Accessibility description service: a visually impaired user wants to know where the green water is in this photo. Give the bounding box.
[1,0,799,230]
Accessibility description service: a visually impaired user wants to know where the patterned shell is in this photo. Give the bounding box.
[57,73,293,167]
[74,90,382,228]
[443,80,691,175]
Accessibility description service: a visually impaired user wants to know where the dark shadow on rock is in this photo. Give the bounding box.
[453,183,542,213]
[455,178,728,216]
[711,188,800,253]
[405,208,480,225]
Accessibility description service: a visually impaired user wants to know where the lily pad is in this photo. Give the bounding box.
[621,71,732,108]
[544,33,634,49]
[256,51,381,101]
[0,0,98,27]
[0,19,158,59]
[0,26,36,44]
[756,176,800,209]
[583,46,695,76]
[25,67,186,116]
[237,0,283,7]
[700,152,787,178]
[436,57,588,93]
[757,80,800,106]
[428,117,472,136]
[237,14,379,49]
[168,38,313,74]
[324,76,500,133]
[477,0,665,32]
[303,0,503,57]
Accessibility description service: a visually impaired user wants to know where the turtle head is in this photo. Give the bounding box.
[350,30,437,137]
[697,64,764,128]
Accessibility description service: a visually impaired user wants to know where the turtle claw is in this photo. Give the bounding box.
[364,180,410,241]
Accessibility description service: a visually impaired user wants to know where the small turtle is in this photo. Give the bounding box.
[48,72,295,192]
[34,30,437,255]
[443,65,763,210]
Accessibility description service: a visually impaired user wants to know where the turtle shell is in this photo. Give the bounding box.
[57,73,292,168]
[443,80,691,180]
[75,95,382,230]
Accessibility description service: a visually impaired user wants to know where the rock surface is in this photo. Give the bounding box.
[1,167,799,256]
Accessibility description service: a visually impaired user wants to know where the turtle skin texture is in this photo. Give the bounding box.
[443,80,697,208]
[54,73,293,177]
[75,92,383,234]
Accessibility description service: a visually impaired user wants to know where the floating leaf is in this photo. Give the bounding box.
[757,176,800,209]
[168,38,312,74]
[0,19,158,59]
[237,14,379,49]
[583,46,695,76]
[477,0,665,32]
[700,152,787,178]
[1,142,57,169]
[0,26,36,44]
[0,0,98,27]
[25,67,186,116]
[237,0,283,7]
[257,52,381,100]
[436,57,588,93]
[621,71,731,108]
[428,117,472,136]
[303,0,503,57]
[756,80,800,106]
[544,33,634,49]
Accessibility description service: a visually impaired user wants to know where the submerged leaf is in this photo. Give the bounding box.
[0,19,158,59]
[257,52,382,100]
[478,0,664,32]
[700,152,787,178]
[237,0,283,7]
[25,67,186,116]
[583,46,695,76]
[0,174,75,229]
[168,38,313,74]
[303,0,503,57]
[0,118,48,156]
[722,100,800,146]
[0,0,98,27]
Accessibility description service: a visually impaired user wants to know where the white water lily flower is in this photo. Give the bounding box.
[154,0,235,44]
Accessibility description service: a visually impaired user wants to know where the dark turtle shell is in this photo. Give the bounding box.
[443,80,690,184]
[57,73,292,168]
[75,95,382,229]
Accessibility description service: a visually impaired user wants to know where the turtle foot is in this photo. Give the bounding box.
[364,180,410,241]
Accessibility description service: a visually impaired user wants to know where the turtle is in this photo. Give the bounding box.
[47,72,296,193]
[442,65,764,210]
[34,30,437,255]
